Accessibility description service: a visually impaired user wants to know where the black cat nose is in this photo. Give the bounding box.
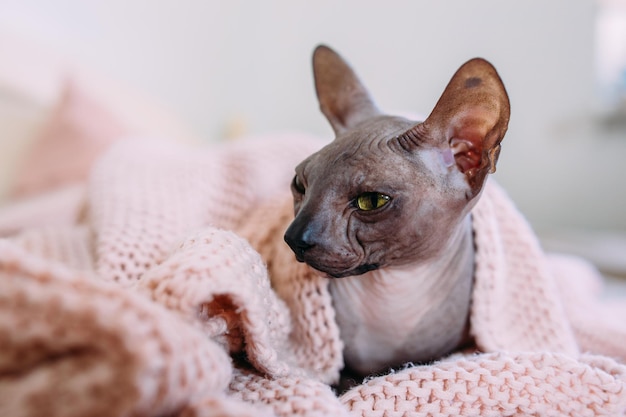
[288,239,314,261]
[284,225,316,261]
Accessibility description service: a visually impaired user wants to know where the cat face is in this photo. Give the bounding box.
[285,115,475,278]
[284,46,509,278]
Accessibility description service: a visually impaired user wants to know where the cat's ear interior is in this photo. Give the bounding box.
[313,45,380,135]
[405,58,510,195]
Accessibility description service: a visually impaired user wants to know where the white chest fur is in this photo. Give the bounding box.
[328,221,475,376]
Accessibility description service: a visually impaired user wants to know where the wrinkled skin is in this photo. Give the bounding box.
[287,116,473,279]
[284,45,510,377]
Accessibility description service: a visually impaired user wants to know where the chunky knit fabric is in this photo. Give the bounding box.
[1,135,626,417]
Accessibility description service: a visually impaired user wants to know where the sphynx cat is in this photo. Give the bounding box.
[284,45,510,377]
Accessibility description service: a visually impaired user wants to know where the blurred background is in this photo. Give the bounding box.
[0,0,625,275]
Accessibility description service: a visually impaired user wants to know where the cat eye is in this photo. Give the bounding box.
[355,192,391,211]
[292,175,305,194]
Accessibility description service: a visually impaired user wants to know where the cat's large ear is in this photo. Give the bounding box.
[403,58,510,196]
[313,45,380,135]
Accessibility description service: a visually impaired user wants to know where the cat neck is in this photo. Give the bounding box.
[328,216,474,376]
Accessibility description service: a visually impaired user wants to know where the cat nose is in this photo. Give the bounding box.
[288,238,314,260]
[284,224,316,261]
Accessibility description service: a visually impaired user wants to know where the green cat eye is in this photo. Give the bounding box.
[355,192,391,211]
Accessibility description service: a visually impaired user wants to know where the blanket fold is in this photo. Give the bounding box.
[1,136,626,417]
[0,240,233,417]
[470,180,579,356]
[137,227,294,378]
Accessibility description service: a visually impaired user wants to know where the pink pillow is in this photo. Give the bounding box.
[10,79,129,198]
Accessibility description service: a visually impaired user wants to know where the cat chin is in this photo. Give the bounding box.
[309,262,380,279]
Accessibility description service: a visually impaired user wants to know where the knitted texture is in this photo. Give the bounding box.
[340,352,626,417]
[470,182,579,355]
[1,136,626,417]
[0,240,233,417]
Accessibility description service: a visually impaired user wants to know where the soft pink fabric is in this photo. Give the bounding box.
[9,79,129,198]
[1,136,625,417]
[0,184,86,237]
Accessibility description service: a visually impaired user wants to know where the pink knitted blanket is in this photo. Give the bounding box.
[1,136,626,417]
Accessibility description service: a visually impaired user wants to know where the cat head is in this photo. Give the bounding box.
[284,45,510,278]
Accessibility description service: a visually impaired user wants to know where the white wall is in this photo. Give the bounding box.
[1,0,625,233]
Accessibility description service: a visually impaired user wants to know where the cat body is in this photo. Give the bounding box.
[284,46,510,376]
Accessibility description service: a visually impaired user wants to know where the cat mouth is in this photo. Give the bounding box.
[304,260,380,278]
[285,239,380,278]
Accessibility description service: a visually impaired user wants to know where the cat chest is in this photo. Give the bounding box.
[328,268,472,375]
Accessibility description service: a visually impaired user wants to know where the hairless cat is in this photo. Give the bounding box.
[284,45,510,376]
